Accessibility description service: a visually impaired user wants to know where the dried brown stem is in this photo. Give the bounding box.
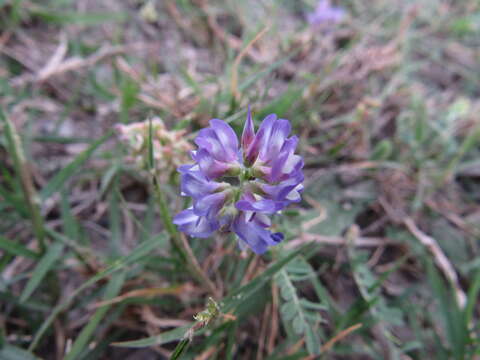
[286,233,396,250]
[404,217,466,308]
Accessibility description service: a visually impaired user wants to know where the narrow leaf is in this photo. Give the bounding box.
[29,233,166,351]
[112,324,192,348]
[40,132,111,201]
[0,344,42,360]
[0,235,39,259]
[65,272,126,360]
[20,242,64,303]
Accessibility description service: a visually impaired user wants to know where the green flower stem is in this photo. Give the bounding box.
[151,174,219,298]
[1,108,46,253]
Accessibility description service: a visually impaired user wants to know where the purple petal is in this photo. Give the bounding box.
[260,119,291,162]
[195,148,234,180]
[308,0,345,25]
[235,213,284,253]
[173,208,218,238]
[260,170,304,203]
[245,114,277,165]
[178,164,195,174]
[210,119,239,161]
[285,183,304,202]
[235,198,283,214]
[270,136,301,181]
[175,107,303,247]
[254,213,271,227]
[195,128,225,160]
[271,232,284,243]
[180,168,220,198]
[193,191,229,217]
[241,106,255,150]
[194,119,239,163]
[232,213,282,254]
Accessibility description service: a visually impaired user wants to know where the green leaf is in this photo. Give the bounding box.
[427,262,469,360]
[305,326,320,356]
[450,13,480,35]
[99,163,120,198]
[286,258,311,274]
[0,291,49,313]
[64,272,126,360]
[371,139,393,160]
[19,242,64,303]
[116,244,314,349]
[120,76,139,123]
[112,324,192,348]
[278,280,296,302]
[292,315,305,334]
[0,107,46,252]
[299,299,327,311]
[108,183,121,257]
[0,235,39,259]
[465,268,480,325]
[238,51,299,92]
[275,256,325,356]
[29,7,127,25]
[256,87,303,122]
[431,219,468,266]
[303,180,366,237]
[0,344,42,360]
[0,184,28,217]
[222,243,314,315]
[40,132,112,201]
[60,190,80,241]
[170,338,191,360]
[29,233,166,351]
[281,301,297,321]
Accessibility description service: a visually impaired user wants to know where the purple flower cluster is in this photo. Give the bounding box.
[173,109,304,254]
[307,0,345,25]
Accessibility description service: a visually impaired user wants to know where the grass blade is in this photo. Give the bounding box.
[170,338,190,360]
[64,272,126,360]
[0,235,39,259]
[29,233,166,351]
[112,324,193,348]
[0,344,42,360]
[464,267,480,326]
[40,131,112,201]
[113,245,313,348]
[222,243,314,314]
[19,242,64,303]
[29,7,127,26]
[428,262,469,360]
[0,107,46,252]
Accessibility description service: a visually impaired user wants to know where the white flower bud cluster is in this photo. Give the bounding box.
[115,118,192,179]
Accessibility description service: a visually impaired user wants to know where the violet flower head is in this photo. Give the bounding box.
[173,109,304,254]
[307,0,345,25]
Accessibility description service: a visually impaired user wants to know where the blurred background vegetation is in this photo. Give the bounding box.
[1,0,480,359]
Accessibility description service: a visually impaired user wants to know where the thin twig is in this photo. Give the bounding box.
[37,33,68,82]
[285,233,395,250]
[199,3,264,63]
[404,217,466,308]
[256,303,270,360]
[321,323,362,352]
[267,283,279,354]
[8,43,156,87]
[92,284,191,308]
[231,26,269,100]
